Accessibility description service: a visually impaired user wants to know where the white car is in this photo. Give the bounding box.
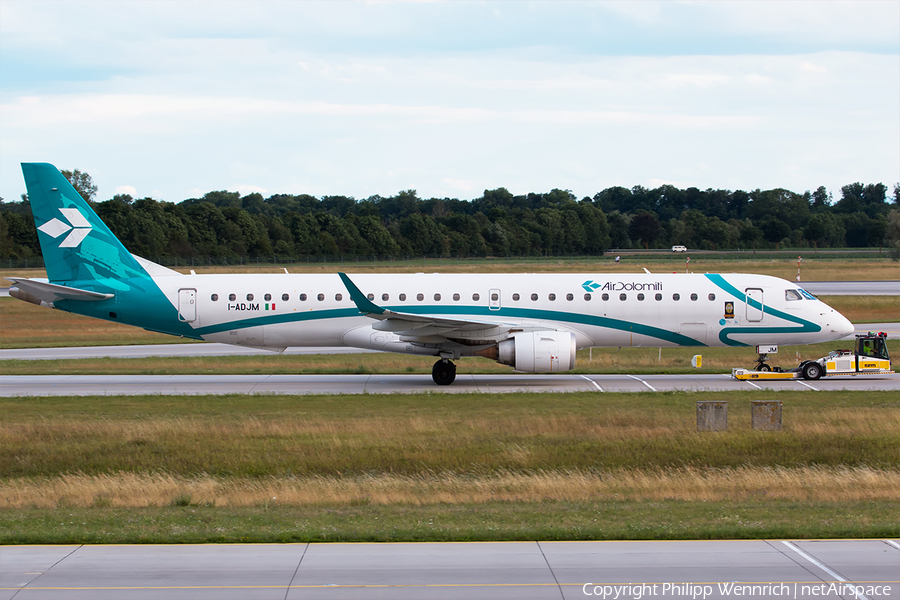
[671,245,687,252]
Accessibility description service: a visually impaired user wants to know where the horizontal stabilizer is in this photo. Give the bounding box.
[8,277,114,304]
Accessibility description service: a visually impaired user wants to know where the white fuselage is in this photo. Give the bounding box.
[151,272,855,356]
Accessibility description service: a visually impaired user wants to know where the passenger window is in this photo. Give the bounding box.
[246,293,254,301]
[382,293,389,301]
[513,293,520,301]
[367,293,374,301]
[229,293,236,301]
[434,293,441,301]
[655,293,662,301]
[211,294,219,301]
[299,293,307,301]
[282,294,289,302]
[708,293,715,301]
[491,293,499,301]
[317,293,325,301]
[417,293,424,301]
[690,293,698,301]
[785,290,803,301]
[548,293,556,301]
[637,293,644,301]
[601,293,609,301]
[472,293,480,301]
[531,293,538,301]
[264,293,272,301]
[335,293,343,301]
[673,293,680,301]
[619,293,627,301]
[399,293,407,301]
[453,293,460,301]
[566,293,573,301]
[584,293,591,301]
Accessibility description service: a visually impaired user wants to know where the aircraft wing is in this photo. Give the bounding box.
[8,278,115,303]
[338,272,520,339]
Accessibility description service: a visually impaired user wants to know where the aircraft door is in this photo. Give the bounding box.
[178,288,197,322]
[489,288,501,311]
[745,288,763,322]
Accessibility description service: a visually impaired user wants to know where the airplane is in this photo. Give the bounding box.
[9,163,856,385]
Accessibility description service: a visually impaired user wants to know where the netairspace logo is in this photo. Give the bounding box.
[38,208,92,248]
[581,582,895,599]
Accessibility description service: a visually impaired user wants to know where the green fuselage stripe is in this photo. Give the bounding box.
[194,304,705,346]
[704,274,821,346]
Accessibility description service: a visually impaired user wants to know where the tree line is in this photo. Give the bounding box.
[2,169,898,261]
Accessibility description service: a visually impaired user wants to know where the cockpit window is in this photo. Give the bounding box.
[798,288,817,300]
[785,289,803,301]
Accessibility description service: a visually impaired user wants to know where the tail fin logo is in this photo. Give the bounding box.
[38,208,93,248]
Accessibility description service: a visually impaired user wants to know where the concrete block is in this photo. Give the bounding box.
[751,401,783,431]
[696,401,727,431]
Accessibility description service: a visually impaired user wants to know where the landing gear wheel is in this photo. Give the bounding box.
[801,361,824,380]
[432,359,456,386]
[756,363,771,372]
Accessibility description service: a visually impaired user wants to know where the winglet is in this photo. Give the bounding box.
[338,272,384,316]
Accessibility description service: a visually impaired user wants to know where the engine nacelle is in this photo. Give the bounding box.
[496,331,576,373]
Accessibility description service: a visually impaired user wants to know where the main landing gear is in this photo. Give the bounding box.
[432,359,457,385]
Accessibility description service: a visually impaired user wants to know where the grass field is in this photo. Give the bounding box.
[1,390,898,542]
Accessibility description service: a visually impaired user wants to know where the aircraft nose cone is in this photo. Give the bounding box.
[835,313,855,339]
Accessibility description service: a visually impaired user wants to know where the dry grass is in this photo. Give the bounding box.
[1,391,897,541]
[3,466,897,509]
[3,392,897,484]
[4,403,896,443]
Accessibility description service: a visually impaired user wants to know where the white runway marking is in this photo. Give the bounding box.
[781,541,868,600]
[578,375,603,392]
[626,374,656,392]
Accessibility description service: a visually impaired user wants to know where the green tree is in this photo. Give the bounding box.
[835,183,889,218]
[760,216,791,249]
[804,213,845,248]
[606,211,632,249]
[628,211,662,249]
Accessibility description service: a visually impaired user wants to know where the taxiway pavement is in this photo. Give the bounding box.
[3,371,899,396]
[2,539,898,600]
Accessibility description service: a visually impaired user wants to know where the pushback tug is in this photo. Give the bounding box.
[732,332,892,381]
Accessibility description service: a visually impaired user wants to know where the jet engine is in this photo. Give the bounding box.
[492,331,577,373]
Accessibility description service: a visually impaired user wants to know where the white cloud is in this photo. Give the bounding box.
[0,1,896,204]
[114,185,137,197]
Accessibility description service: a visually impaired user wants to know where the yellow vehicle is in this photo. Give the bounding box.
[732,332,892,381]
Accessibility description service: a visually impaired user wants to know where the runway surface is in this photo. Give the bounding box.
[3,371,899,396]
[2,540,898,600]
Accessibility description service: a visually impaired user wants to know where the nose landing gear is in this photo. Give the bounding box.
[432,359,457,385]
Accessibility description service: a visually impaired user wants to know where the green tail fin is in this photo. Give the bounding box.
[22,162,149,286]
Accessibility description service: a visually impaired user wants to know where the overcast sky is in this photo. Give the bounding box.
[1,1,898,205]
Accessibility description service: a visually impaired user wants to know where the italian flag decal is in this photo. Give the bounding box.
[266,303,275,310]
